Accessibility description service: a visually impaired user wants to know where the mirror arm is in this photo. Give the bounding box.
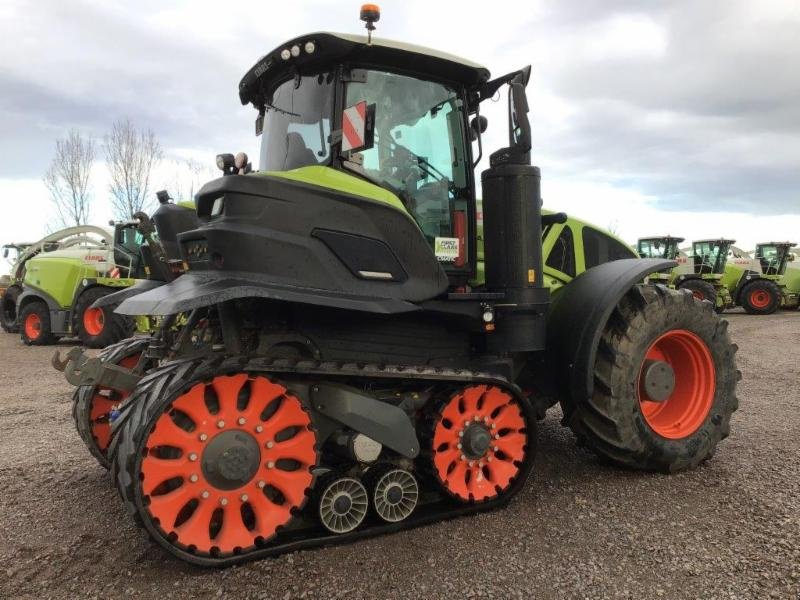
[472,106,484,168]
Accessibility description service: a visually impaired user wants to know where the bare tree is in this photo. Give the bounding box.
[43,129,96,227]
[105,119,163,219]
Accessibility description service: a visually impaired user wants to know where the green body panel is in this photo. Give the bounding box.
[781,266,800,308]
[263,166,408,214]
[24,256,102,308]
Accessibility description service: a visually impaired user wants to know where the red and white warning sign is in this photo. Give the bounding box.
[341,101,374,153]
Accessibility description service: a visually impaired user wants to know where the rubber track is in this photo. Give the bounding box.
[109,355,536,566]
[563,284,740,473]
[72,336,151,468]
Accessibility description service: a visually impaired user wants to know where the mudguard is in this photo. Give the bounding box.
[546,258,676,408]
[115,271,421,316]
[91,279,164,309]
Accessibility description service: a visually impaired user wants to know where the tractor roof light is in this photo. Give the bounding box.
[360,4,380,43]
[304,40,316,54]
[280,48,291,60]
[290,44,301,57]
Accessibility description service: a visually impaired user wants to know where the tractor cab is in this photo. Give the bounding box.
[755,242,796,276]
[237,31,530,286]
[692,239,734,275]
[637,236,685,260]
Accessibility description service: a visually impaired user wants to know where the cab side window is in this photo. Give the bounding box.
[546,226,576,277]
[583,227,634,269]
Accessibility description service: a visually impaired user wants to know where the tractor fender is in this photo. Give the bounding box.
[546,258,676,408]
[17,286,61,314]
[91,279,165,309]
[115,271,420,316]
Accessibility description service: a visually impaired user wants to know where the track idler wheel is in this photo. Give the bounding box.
[370,466,418,523]
[317,474,369,534]
[135,374,318,556]
[429,385,529,503]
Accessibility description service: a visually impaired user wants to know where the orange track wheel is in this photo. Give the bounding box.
[638,329,716,439]
[431,385,527,502]
[83,307,105,336]
[88,354,140,451]
[24,313,42,340]
[140,374,317,555]
[748,289,771,309]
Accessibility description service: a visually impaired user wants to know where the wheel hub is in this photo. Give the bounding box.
[461,422,492,459]
[640,359,676,402]
[201,430,261,490]
[332,493,353,515]
[385,483,403,505]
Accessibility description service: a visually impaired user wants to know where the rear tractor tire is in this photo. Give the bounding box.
[740,279,781,315]
[74,287,135,349]
[19,301,57,345]
[72,336,151,468]
[563,285,739,473]
[1,285,21,333]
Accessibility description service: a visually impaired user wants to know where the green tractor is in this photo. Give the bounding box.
[636,236,731,311]
[56,13,738,566]
[721,241,799,313]
[13,193,196,347]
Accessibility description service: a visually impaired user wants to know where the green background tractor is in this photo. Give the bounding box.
[719,241,795,314]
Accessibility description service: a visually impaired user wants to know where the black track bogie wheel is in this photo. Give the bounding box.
[740,279,780,315]
[72,336,150,468]
[316,473,369,534]
[561,285,739,473]
[1,285,21,333]
[19,301,57,345]
[677,279,717,306]
[74,287,134,349]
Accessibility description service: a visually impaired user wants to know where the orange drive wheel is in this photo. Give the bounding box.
[637,329,715,439]
[24,313,42,340]
[83,307,105,336]
[431,385,528,502]
[139,374,317,555]
[87,354,140,452]
[749,289,771,309]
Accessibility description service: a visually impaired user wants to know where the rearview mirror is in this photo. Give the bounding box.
[470,115,488,137]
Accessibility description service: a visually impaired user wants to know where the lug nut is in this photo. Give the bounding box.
[199,433,208,441]
[217,420,225,429]
[255,425,264,433]
[494,433,500,439]
[201,490,210,499]
[468,461,475,467]
[266,441,274,449]
[189,474,199,483]
[238,417,246,425]
[490,423,496,429]
[220,498,228,506]
[493,445,499,452]
[188,453,198,462]
[240,494,249,502]
[257,480,266,489]
[457,443,462,449]
[267,461,275,469]
[474,416,480,422]
[460,454,467,461]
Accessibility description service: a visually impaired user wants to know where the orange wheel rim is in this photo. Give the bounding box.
[432,385,527,502]
[140,374,317,554]
[749,289,770,309]
[24,313,41,339]
[83,307,105,336]
[638,329,715,439]
[89,354,139,451]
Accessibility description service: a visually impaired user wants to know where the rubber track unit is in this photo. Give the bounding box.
[561,284,740,473]
[72,336,151,468]
[109,355,536,567]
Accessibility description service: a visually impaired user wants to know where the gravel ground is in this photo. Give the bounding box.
[0,310,798,599]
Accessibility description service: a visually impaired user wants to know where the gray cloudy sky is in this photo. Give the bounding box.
[1,0,798,273]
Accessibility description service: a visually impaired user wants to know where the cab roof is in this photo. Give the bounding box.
[239,32,491,106]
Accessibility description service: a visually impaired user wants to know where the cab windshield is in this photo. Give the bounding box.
[259,73,334,171]
[344,70,471,266]
[693,241,729,274]
[638,239,680,259]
